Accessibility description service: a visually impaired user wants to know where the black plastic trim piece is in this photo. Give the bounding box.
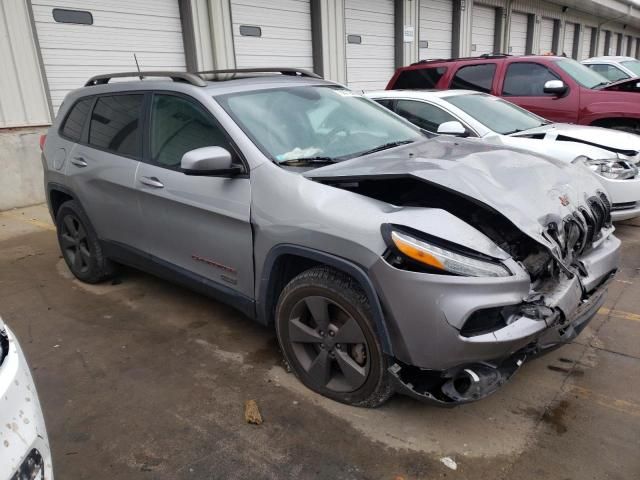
[258,244,393,355]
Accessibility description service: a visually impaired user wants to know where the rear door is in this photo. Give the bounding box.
[135,92,254,298]
[498,61,579,123]
[64,93,146,247]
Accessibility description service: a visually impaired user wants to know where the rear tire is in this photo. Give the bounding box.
[55,200,115,284]
[275,266,394,407]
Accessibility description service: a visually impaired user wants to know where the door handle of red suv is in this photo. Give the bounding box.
[70,156,87,167]
[139,176,164,188]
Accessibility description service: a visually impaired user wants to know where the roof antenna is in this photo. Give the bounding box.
[134,53,143,80]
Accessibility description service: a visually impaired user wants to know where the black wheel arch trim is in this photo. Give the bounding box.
[257,244,393,355]
[46,182,78,219]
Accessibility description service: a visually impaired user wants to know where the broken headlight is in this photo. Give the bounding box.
[383,226,511,277]
[574,155,638,180]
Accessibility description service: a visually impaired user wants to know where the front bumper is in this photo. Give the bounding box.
[371,234,620,405]
[0,325,53,480]
[598,176,640,221]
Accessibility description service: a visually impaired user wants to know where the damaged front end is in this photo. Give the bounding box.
[374,185,617,405]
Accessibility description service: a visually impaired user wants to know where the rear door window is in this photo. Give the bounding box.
[88,94,144,158]
[450,64,496,93]
[60,97,93,142]
[395,100,459,133]
[502,62,561,96]
[392,67,447,89]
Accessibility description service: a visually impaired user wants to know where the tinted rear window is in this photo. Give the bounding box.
[89,95,144,158]
[451,64,496,93]
[393,67,447,89]
[60,97,93,142]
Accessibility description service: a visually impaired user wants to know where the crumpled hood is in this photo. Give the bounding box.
[514,123,640,155]
[305,137,607,251]
[600,76,640,91]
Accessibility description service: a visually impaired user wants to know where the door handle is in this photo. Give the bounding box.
[71,156,88,167]
[139,176,164,188]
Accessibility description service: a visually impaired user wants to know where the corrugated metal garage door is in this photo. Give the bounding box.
[598,30,606,56]
[31,0,186,114]
[581,27,593,60]
[231,0,313,71]
[610,32,619,55]
[539,17,554,54]
[419,0,453,60]
[563,22,576,58]
[509,12,528,55]
[345,0,395,91]
[471,4,495,55]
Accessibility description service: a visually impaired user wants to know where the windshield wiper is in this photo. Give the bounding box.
[592,81,611,89]
[357,140,414,157]
[279,156,336,166]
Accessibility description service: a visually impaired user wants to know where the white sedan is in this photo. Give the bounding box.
[0,316,53,479]
[367,89,640,221]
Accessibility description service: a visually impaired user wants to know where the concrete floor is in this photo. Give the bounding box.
[2,204,640,479]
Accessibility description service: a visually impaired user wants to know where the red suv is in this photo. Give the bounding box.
[387,54,640,133]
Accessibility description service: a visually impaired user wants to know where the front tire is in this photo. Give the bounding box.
[55,200,115,284]
[275,267,393,407]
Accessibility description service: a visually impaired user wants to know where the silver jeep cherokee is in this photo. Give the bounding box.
[42,68,620,407]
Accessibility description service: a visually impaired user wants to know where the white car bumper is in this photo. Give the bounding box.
[598,176,640,221]
[0,325,53,480]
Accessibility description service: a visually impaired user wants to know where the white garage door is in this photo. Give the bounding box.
[231,0,313,71]
[598,30,607,56]
[345,0,395,91]
[419,0,453,60]
[563,22,576,59]
[471,4,495,56]
[509,12,528,55]
[610,33,619,55]
[581,27,593,60]
[32,0,186,114]
[540,17,555,54]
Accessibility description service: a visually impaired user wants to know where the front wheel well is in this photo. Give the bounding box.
[258,246,394,355]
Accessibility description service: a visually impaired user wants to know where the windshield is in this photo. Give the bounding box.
[554,58,610,88]
[621,60,640,77]
[445,93,547,135]
[217,86,422,163]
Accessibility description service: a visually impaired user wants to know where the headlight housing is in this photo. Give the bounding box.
[383,226,511,277]
[574,155,638,180]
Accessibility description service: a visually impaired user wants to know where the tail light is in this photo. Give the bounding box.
[39,134,47,151]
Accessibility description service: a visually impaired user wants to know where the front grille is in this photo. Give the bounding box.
[612,201,637,211]
[547,193,612,262]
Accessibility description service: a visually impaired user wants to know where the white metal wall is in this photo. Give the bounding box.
[598,30,606,55]
[419,0,453,60]
[509,12,528,55]
[563,22,576,58]
[0,0,50,127]
[539,17,555,54]
[231,0,313,70]
[32,0,186,114]
[345,0,395,91]
[471,4,496,55]
[581,27,593,60]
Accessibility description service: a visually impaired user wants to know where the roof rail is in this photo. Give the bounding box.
[85,71,207,87]
[195,67,322,79]
[410,53,512,66]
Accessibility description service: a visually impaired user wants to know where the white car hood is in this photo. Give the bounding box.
[512,123,640,156]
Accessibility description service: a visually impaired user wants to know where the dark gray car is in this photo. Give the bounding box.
[41,69,619,407]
